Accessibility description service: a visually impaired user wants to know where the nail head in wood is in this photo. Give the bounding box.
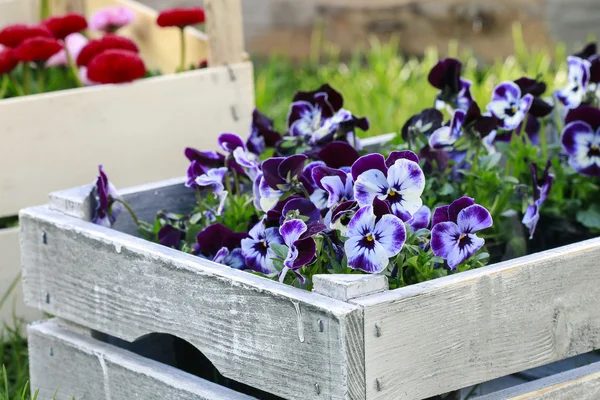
[315,383,320,395]
[375,378,382,391]
[318,319,324,332]
[312,274,388,302]
[375,323,381,337]
[42,231,47,244]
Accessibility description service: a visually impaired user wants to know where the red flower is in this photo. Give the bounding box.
[87,49,146,84]
[43,13,88,40]
[76,34,139,66]
[156,7,205,28]
[0,48,18,75]
[14,37,63,62]
[0,24,52,48]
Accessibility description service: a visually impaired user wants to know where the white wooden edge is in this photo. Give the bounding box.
[28,319,256,400]
[205,0,245,66]
[20,205,365,400]
[313,274,388,302]
[351,237,600,400]
[0,62,254,219]
[475,360,600,400]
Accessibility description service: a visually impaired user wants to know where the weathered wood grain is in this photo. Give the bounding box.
[0,227,43,329]
[205,0,245,66]
[20,206,365,400]
[0,62,254,219]
[352,237,600,400]
[476,360,600,399]
[29,319,255,400]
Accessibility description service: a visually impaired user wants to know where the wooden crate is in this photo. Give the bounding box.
[0,0,252,328]
[19,150,600,399]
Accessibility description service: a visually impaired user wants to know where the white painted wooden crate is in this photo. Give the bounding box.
[19,158,600,399]
[0,0,253,327]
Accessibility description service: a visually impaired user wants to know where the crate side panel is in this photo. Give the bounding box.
[21,207,360,400]
[354,238,600,400]
[0,227,43,328]
[28,319,255,400]
[0,62,254,218]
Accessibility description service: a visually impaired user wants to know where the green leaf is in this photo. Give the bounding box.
[438,183,455,196]
[270,243,289,259]
[576,205,600,229]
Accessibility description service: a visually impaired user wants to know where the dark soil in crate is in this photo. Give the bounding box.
[526,214,596,255]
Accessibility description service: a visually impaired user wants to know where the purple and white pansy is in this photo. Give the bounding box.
[92,165,123,227]
[428,58,473,111]
[522,160,554,239]
[352,151,425,222]
[311,165,354,208]
[195,223,247,269]
[278,219,326,282]
[561,105,600,177]
[407,205,431,231]
[194,167,228,216]
[487,81,534,130]
[431,197,493,270]
[429,109,466,149]
[556,56,592,109]
[344,203,406,273]
[259,154,309,211]
[241,218,284,275]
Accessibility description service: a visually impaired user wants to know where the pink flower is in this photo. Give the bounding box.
[78,66,98,86]
[90,6,135,33]
[45,32,88,67]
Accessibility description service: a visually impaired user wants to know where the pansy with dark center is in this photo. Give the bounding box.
[556,56,592,109]
[92,165,123,227]
[561,105,600,177]
[241,218,284,274]
[428,58,473,111]
[487,81,534,130]
[431,197,493,270]
[344,203,406,273]
[352,151,425,222]
[195,223,248,269]
[278,219,326,282]
[522,159,554,239]
[267,196,321,226]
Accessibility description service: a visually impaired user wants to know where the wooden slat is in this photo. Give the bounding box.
[20,205,365,400]
[352,238,600,400]
[476,361,600,400]
[205,0,244,66]
[0,227,43,328]
[0,62,254,219]
[0,0,37,25]
[28,319,255,400]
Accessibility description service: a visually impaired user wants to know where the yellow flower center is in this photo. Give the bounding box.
[592,145,599,151]
[459,233,467,240]
[366,234,375,242]
[388,189,396,197]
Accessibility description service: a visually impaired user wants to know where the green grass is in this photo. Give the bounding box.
[0,27,575,396]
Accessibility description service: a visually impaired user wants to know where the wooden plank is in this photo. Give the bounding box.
[313,275,388,302]
[352,238,600,400]
[0,62,254,219]
[20,205,365,400]
[0,0,37,25]
[0,227,43,328]
[28,319,256,400]
[205,0,244,66]
[476,361,600,400]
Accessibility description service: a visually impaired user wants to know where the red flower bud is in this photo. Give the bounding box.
[87,49,146,84]
[43,13,88,40]
[0,24,52,48]
[0,48,18,75]
[14,37,63,62]
[156,7,205,28]
[76,34,139,66]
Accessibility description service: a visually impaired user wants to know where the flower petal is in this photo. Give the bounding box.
[279,154,308,181]
[351,153,387,181]
[345,236,390,273]
[429,126,454,149]
[432,205,450,227]
[281,198,321,224]
[286,100,313,128]
[431,221,461,259]
[318,141,360,168]
[522,204,540,240]
[218,132,246,153]
[446,233,485,270]
[457,204,493,233]
[261,157,286,189]
[561,121,595,157]
[408,205,431,231]
[491,81,521,103]
[373,214,406,257]
[346,205,376,238]
[280,219,308,248]
[353,169,389,207]
[385,150,419,168]
[448,196,475,223]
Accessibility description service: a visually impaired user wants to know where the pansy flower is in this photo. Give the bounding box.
[241,218,284,274]
[556,56,592,109]
[487,81,534,130]
[311,165,354,208]
[158,225,186,250]
[218,132,260,180]
[407,205,431,231]
[428,58,473,111]
[401,108,444,146]
[92,165,123,227]
[246,109,282,155]
[278,219,326,282]
[429,109,465,149]
[522,160,554,239]
[196,223,247,269]
[330,200,359,235]
[301,161,328,209]
[259,154,309,211]
[344,204,406,273]
[514,77,553,118]
[194,167,228,215]
[270,197,321,226]
[352,151,425,222]
[431,197,493,270]
[561,105,600,176]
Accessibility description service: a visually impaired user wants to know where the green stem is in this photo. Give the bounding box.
[231,168,241,196]
[23,63,31,95]
[8,73,25,96]
[112,198,140,226]
[39,0,50,19]
[299,182,311,200]
[540,119,548,161]
[65,46,84,88]
[36,64,45,93]
[0,75,8,99]
[178,27,186,72]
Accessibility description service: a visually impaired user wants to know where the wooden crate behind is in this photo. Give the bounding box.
[0,0,252,329]
[19,134,600,398]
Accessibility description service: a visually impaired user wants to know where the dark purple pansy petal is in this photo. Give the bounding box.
[281,198,321,224]
[590,57,600,84]
[561,121,593,157]
[318,141,360,168]
[261,157,286,189]
[223,232,250,251]
[401,108,444,141]
[302,222,327,239]
[314,92,336,118]
[432,205,450,227]
[528,97,553,118]
[311,165,347,191]
[574,42,597,60]
[408,205,431,231]
[332,200,358,220]
[287,101,313,128]
[292,237,317,269]
[353,116,370,131]
[196,223,233,258]
[185,160,206,187]
[184,148,225,167]
[351,153,387,181]
[266,195,303,223]
[448,196,475,223]
[428,58,462,92]
[419,146,450,173]
[96,165,109,213]
[158,225,185,250]
[217,133,246,153]
[302,161,326,186]
[372,197,392,220]
[565,106,600,131]
[385,150,419,168]
[514,77,547,97]
[247,109,282,154]
[293,84,344,112]
[279,154,308,181]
